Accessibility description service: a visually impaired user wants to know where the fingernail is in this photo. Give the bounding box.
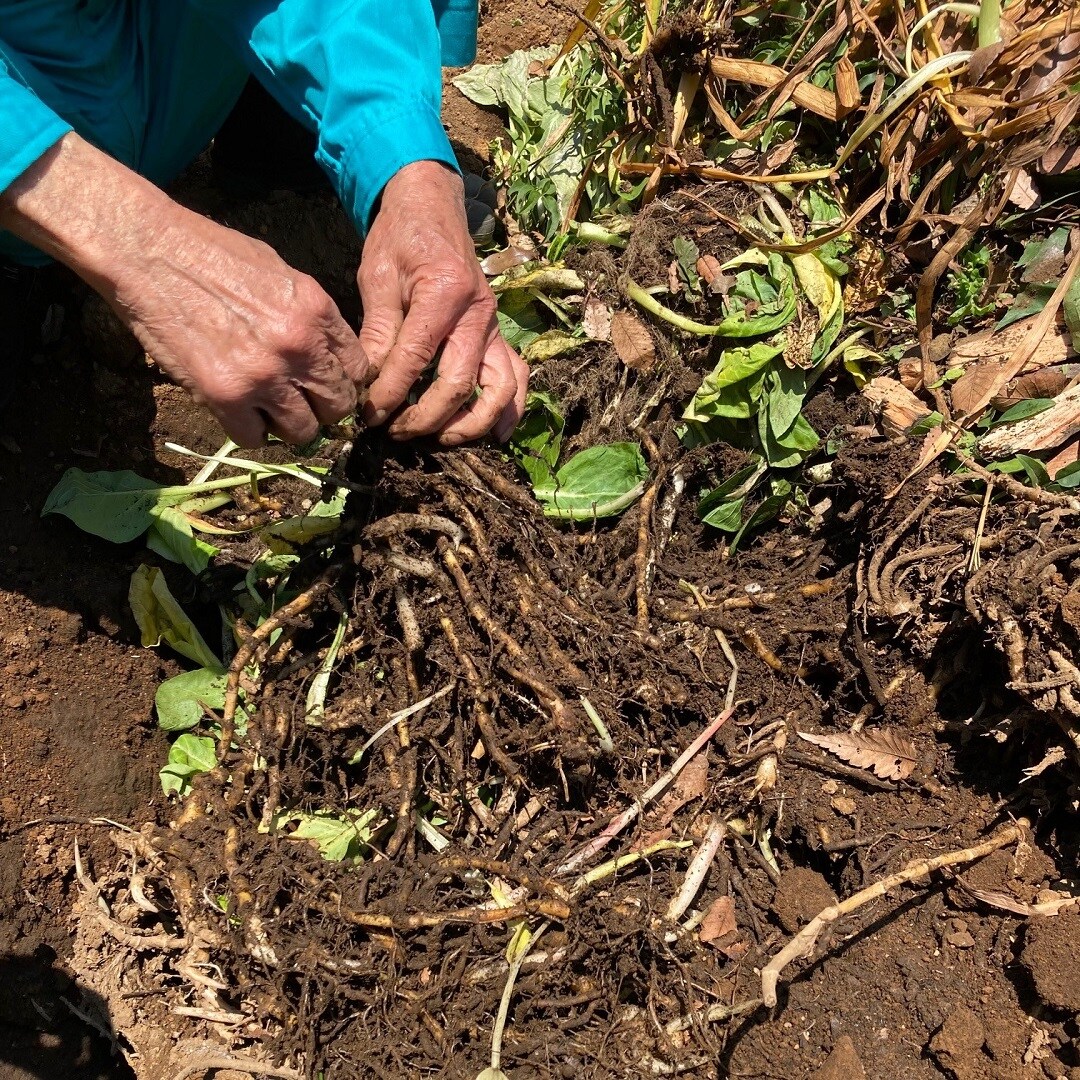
[442,433,465,447]
[369,408,388,425]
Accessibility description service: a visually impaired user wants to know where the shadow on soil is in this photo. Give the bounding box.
[0,950,133,1080]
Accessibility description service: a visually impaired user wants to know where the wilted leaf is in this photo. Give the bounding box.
[521,330,582,363]
[1046,439,1080,479]
[480,245,537,277]
[699,895,738,945]
[797,728,918,780]
[610,310,656,372]
[949,319,1075,372]
[129,564,222,672]
[491,264,585,294]
[951,363,1008,416]
[146,506,218,575]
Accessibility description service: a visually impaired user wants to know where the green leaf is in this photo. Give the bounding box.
[159,734,217,797]
[1053,460,1080,489]
[43,469,187,544]
[510,391,565,489]
[730,479,793,552]
[497,291,546,350]
[993,398,1056,426]
[533,442,648,520]
[1015,454,1051,489]
[700,495,745,532]
[155,667,228,732]
[684,343,783,423]
[272,807,380,862]
[129,565,223,672]
[147,506,218,574]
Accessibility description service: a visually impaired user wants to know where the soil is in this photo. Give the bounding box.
[3,7,1080,1080]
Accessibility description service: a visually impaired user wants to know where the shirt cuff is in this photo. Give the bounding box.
[0,83,72,196]
[323,100,459,235]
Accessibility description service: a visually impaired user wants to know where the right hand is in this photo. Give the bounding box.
[0,134,367,447]
[111,209,369,447]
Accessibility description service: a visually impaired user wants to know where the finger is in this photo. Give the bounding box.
[290,369,357,426]
[357,259,405,379]
[321,315,371,389]
[260,384,322,446]
[494,346,530,443]
[384,295,495,438]
[365,283,473,428]
[436,336,520,446]
[209,404,268,449]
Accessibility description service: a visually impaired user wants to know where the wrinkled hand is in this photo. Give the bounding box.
[358,161,528,444]
[113,209,368,447]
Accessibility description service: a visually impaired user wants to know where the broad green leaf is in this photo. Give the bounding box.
[159,733,216,797]
[766,366,809,440]
[700,495,745,532]
[533,442,648,520]
[155,667,227,732]
[129,564,222,672]
[684,343,782,423]
[497,290,546,350]
[43,469,192,544]
[147,506,218,575]
[272,807,380,862]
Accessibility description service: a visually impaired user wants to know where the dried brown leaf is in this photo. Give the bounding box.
[952,362,1008,416]
[990,368,1069,409]
[950,318,1075,371]
[610,310,657,373]
[796,728,918,781]
[583,297,613,342]
[699,895,737,945]
[652,753,708,828]
[835,55,860,114]
[862,376,931,436]
[979,383,1080,455]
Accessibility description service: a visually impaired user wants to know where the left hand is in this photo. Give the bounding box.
[357,160,529,445]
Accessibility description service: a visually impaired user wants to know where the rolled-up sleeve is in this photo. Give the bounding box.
[191,0,473,235]
[0,46,72,196]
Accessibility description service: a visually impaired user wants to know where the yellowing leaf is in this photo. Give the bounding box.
[129,565,222,672]
[788,250,841,328]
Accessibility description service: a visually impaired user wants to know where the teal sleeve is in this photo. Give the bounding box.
[0,46,72,196]
[191,0,477,235]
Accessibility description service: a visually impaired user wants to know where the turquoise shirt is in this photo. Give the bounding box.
[0,0,478,262]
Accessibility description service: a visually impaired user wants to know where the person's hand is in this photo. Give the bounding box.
[111,210,369,447]
[358,160,529,445]
[0,133,368,448]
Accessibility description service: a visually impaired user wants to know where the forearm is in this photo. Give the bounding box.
[0,132,174,295]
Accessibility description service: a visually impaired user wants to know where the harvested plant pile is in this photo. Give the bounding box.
[34,0,1080,1078]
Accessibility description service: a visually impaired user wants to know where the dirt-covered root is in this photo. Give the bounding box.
[63,445,866,1080]
[853,455,1080,784]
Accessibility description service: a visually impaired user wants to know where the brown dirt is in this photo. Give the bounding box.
[4,7,1080,1080]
